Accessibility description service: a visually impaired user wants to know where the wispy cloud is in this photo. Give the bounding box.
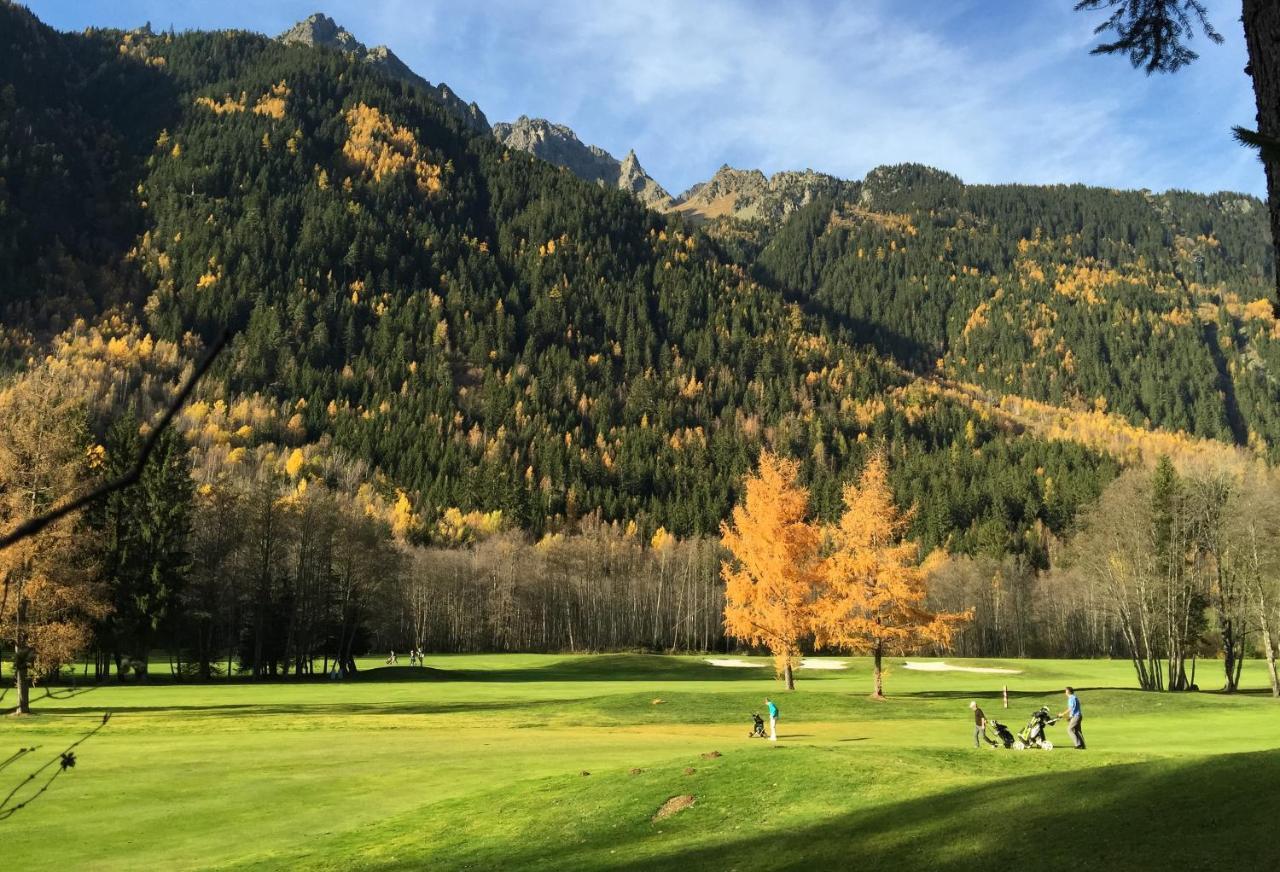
[29,0,1265,196]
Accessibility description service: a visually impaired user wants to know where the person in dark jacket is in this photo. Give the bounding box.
[970,700,997,748]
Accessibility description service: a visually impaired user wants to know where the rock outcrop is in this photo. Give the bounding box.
[279,13,489,134]
[671,165,846,224]
[493,116,673,209]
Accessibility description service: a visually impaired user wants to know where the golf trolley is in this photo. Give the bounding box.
[1013,706,1058,750]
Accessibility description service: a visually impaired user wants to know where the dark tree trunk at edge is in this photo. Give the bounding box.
[1243,0,1280,307]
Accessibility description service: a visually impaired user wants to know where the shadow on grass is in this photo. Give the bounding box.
[25,698,571,718]
[26,654,800,688]
[607,750,1280,871]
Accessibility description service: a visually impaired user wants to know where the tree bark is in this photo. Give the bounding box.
[783,659,794,691]
[1243,0,1280,307]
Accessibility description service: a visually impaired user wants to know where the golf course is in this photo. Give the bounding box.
[2,655,1277,870]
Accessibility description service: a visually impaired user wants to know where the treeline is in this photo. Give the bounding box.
[382,525,723,654]
[1061,457,1280,695]
[925,455,1280,696]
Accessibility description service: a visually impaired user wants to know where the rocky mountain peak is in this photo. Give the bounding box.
[493,116,672,209]
[278,13,489,134]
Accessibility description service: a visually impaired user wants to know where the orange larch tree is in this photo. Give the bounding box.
[0,368,108,714]
[813,447,969,699]
[721,450,820,690]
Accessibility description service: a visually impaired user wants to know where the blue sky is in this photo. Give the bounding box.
[27,0,1264,197]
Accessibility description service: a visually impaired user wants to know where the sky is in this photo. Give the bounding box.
[26,0,1266,198]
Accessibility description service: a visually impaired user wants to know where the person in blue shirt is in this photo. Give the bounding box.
[1058,686,1085,749]
[765,697,779,742]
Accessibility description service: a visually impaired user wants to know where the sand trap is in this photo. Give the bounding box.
[903,661,1022,674]
[705,658,765,668]
[800,658,848,670]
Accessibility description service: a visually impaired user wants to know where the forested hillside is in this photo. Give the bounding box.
[5,3,1280,674]
[755,167,1280,452]
[0,4,1117,560]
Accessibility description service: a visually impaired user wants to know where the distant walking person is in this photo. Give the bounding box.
[765,697,779,742]
[970,700,997,748]
[1058,686,1085,749]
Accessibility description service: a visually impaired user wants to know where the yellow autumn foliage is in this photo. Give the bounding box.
[342,103,444,195]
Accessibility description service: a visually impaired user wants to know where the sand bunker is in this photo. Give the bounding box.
[800,658,847,670]
[903,661,1022,674]
[704,658,765,668]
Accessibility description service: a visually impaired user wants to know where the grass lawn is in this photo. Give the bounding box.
[1,654,1277,870]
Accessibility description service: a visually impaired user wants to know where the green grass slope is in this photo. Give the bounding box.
[2,654,1277,870]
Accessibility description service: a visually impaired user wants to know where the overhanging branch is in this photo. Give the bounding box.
[0,329,230,553]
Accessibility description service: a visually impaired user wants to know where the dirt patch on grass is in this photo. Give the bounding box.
[629,768,645,775]
[653,795,696,821]
[682,767,696,775]
[700,751,722,760]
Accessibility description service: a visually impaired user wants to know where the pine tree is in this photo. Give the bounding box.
[97,414,193,677]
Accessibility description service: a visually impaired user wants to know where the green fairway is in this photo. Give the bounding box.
[2,655,1278,870]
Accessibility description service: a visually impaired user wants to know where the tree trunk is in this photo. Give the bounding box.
[1243,0,1280,307]
[1222,618,1240,693]
[14,591,31,715]
[14,657,30,715]
[872,642,885,699]
[783,659,794,691]
[1257,607,1280,697]
[1262,623,1280,698]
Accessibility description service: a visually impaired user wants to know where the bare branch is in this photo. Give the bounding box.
[0,712,111,821]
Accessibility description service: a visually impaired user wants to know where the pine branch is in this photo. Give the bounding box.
[1232,126,1280,165]
[0,330,230,553]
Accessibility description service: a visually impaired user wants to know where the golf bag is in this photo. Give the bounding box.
[749,713,768,738]
[988,719,1017,749]
[1015,706,1058,750]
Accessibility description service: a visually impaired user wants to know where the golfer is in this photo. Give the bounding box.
[765,697,779,742]
[1058,686,1085,749]
[970,700,996,748]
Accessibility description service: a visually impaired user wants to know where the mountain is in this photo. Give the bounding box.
[671,165,847,224]
[0,2,1124,564]
[278,13,490,134]
[492,116,673,209]
[6,3,1280,571]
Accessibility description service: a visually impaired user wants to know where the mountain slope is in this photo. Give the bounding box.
[0,4,1118,563]
[758,168,1280,455]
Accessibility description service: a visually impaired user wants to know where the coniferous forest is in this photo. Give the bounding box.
[3,2,1279,686]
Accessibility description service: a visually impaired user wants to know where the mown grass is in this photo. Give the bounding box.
[1,654,1277,870]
